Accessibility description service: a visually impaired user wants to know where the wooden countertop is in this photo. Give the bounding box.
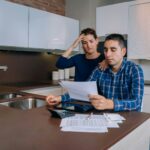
[0,80,60,92]
[0,104,149,150]
[0,82,150,150]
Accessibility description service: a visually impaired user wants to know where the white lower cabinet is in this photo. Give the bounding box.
[142,86,150,113]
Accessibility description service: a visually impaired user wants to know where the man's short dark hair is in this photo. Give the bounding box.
[105,33,126,48]
[80,28,97,39]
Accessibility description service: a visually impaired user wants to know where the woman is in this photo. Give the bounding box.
[56,28,106,81]
[46,28,106,111]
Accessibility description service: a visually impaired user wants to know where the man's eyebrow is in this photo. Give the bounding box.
[111,47,117,49]
[104,47,117,49]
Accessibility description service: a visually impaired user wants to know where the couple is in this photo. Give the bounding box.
[47,28,144,112]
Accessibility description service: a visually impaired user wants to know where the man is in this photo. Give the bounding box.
[47,34,144,112]
[88,33,144,111]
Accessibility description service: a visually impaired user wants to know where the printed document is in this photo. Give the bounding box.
[60,113,125,133]
[60,81,98,102]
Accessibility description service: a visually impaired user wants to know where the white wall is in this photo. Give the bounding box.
[65,0,98,30]
[65,0,150,81]
[65,0,134,30]
[139,60,150,80]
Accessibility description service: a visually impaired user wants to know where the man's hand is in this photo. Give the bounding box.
[88,94,114,110]
[46,95,61,106]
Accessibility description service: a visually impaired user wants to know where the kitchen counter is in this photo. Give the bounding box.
[0,82,150,150]
[0,80,60,91]
[0,104,149,150]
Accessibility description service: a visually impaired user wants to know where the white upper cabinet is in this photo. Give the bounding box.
[63,17,79,51]
[29,8,52,49]
[128,2,150,59]
[96,2,134,37]
[0,1,28,47]
[0,1,79,50]
[29,8,79,50]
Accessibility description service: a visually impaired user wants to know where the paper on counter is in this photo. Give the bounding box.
[60,114,108,133]
[61,126,108,133]
[60,114,121,133]
[60,81,98,102]
[104,113,125,123]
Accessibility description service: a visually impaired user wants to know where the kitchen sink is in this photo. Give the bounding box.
[0,93,22,100]
[0,98,46,110]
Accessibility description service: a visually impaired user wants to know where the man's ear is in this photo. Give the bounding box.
[122,48,126,57]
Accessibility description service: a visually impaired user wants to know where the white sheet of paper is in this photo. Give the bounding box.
[61,126,108,133]
[104,113,126,121]
[60,81,98,102]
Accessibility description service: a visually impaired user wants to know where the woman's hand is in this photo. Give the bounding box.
[62,34,84,58]
[71,34,84,49]
[46,95,61,106]
[98,60,108,71]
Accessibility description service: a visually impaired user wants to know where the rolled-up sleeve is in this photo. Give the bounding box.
[61,93,71,102]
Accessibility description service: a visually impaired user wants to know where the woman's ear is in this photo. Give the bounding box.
[96,37,99,45]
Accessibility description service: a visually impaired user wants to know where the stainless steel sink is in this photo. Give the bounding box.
[0,98,46,110]
[0,93,22,100]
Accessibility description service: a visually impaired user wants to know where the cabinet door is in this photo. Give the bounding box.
[29,8,51,49]
[47,13,79,50]
[0,1,28,47]
[29,8,79,50]
[62,17,79,51]
[96,2,134,37]
[142,86,150,113]
[128,2,150,59]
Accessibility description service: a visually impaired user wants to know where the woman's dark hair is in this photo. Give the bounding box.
[80,28,97,39]
[105,33,126,48]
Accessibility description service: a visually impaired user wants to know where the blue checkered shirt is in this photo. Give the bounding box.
[61,59,144,112]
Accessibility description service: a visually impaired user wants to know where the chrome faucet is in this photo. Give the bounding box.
[0,65,8,71]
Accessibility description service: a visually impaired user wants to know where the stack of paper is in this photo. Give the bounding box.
[60,113,125,133]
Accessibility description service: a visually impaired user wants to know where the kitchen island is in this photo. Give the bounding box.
[0,84,150,150]
[0,105,149,150]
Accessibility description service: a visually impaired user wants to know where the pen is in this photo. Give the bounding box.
[103,113,110,122]
[87,112,93,120]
